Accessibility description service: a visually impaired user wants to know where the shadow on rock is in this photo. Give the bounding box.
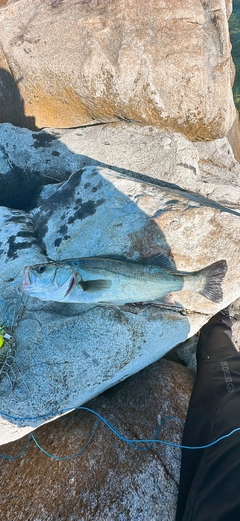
[0,68,36,130]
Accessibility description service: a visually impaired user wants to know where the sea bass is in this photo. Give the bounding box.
[21,255,228,305]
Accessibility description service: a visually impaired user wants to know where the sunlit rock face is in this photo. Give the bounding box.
[0,0,236,138]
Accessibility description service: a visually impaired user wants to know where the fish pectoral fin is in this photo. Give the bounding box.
[163,293,176,305]
[152,294,176,306]
[79,279,112,292]
[144,253,175,272]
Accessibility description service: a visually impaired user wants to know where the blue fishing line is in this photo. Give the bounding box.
[0,434,32,460]
[30,418,101,461]
[1,406,240,461]
[0,417,101,462]
[77,407,240,450]
[155,415,185,437]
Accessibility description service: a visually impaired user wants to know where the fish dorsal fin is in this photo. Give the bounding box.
[79,279,112,292]
[144,254,175,272]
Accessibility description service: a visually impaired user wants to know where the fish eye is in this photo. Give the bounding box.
[36,265,47,274]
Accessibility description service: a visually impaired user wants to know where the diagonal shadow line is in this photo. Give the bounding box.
[66,158,240,218]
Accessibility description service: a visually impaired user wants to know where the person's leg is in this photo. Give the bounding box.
[176,311,240,521]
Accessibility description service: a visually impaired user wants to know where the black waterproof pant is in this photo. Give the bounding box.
[176,312,240,521]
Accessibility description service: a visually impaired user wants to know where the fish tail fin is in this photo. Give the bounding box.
[197,259,228,303]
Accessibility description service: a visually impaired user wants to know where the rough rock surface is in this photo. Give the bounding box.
[227,111,240,162]
[0,122,240,446]
[1,121,240,210]
[0,358,195,521]
[0,0,236,139]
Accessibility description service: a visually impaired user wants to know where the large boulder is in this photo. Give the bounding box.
[0,358,194,521]
[0,122,239,444]
[0,0,236,139]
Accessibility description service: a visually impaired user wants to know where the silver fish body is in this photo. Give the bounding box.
[21,255,228,305]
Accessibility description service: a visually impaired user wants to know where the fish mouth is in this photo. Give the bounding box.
[64,275,77,297]
[22,267,32,287]
[20,267,35,294]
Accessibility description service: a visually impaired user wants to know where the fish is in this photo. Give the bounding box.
[20,254,228,306]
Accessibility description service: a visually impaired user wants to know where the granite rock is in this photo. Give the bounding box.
[1,121,240,210]
[0,0,236,138]
[0,358,195,521]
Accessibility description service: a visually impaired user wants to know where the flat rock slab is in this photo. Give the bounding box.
[1,121,240,209]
